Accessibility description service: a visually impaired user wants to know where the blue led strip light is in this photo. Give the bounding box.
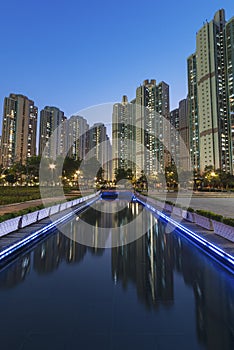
[0,197,99,262]
[136,197,234,271]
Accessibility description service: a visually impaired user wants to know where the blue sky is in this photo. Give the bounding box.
[0,0,234,131]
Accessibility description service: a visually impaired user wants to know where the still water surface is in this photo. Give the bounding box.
[0,200,234,350]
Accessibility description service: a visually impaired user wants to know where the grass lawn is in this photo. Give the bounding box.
[0,186,75,205]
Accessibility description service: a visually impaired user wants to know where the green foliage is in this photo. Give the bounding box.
[223,217,234,227]
[187,207,194,212]
[196,209,223,222]
[5,174,17,184]
[0,186,73,205]
[165,200,174,206]
[0,205,44,223]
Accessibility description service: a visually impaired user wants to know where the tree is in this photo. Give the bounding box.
[5,174,17,185]
[165,165,178,189]
[114,167,129,182]
[26,156,41,184]
[136,171,148,192]
[60,157,80,180]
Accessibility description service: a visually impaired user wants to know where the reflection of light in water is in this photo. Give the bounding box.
[22,257,29,268]
[76,216,79,221]
[114,272,117,285]
[41,247,45,259]
[136,203,139,215]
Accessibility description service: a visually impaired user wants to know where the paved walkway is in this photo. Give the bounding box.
[148,191,234,219]
[0,193,79,215]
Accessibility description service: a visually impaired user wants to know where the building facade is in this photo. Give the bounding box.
[67,115,89,161]
[0,94,37,167]
[112,95,135,177]
[135,79,170,177]
[87,123,112,180]
[39,106,67,160]
[188,9,233,174]
[226,16,234,172]
[187,53,200,175]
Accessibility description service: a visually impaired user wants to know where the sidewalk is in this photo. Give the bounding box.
[148,190,234,219]
[0,193,79,216]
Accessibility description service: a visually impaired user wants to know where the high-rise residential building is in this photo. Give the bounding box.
[170,108,180,167]
[135,79,170,176]
[0,94,37,167]
[112,95,135,177]
[87,123,112,180]
[67,115,89,160]
[188,9,233,174]
[179,99,190,171]
[156,81,171,169]
[39,106,67,160]
[170,99,190,172]
[187,53,200,175]
[103,135,112,181]
[226,16,234,172]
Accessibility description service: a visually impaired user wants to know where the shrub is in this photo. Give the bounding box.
[223,217,234,227]
[187,207,194,212]
[196,209,223,222]
[165,200,174,206]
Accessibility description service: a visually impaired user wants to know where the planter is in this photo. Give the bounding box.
[20,211,39,228]
[212,220,234,242]
[155,200,164,209]
[38,207,50,221]
[194,213,213,231]
[182,209,188,220]
[184,211,195,223]
[172,206,182,217]
[0,216,22,236]
[60,202,68,212]
[164,204,173,213]
[49,204,60,216]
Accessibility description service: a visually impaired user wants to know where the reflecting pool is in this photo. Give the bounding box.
[0,199,234,349]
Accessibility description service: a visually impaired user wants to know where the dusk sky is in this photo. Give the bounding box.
[0,0,234,131]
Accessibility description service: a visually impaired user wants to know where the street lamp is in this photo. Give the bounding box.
[74,170,80,187]
[49,163,56,186]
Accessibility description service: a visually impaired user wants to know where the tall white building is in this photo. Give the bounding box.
[88,123,112,180]
[67,115,89,160]
[188,9,233,174]
[226,16,234,172]
[0,94,37,167]
[39,106,67,160]
[135,79,170,176]
[187,53,200,175]
[112,95,135,177]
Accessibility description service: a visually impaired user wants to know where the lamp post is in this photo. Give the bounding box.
[49,163,56,186]
[74,170,80,188]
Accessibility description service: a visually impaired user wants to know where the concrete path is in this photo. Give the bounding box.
[0,194,78,215]
[148,191,234,218]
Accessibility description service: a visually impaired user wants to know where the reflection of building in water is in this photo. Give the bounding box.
[34,234,64,274]
[33,233,88,274]
[1,204,234,350]
[0,254,31,288]
[173,234,234,350]
[112,216,174,309]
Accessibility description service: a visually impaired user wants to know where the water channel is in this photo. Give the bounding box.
[0,198,234,349]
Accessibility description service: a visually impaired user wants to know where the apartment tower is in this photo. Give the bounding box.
[0,94,37,167]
